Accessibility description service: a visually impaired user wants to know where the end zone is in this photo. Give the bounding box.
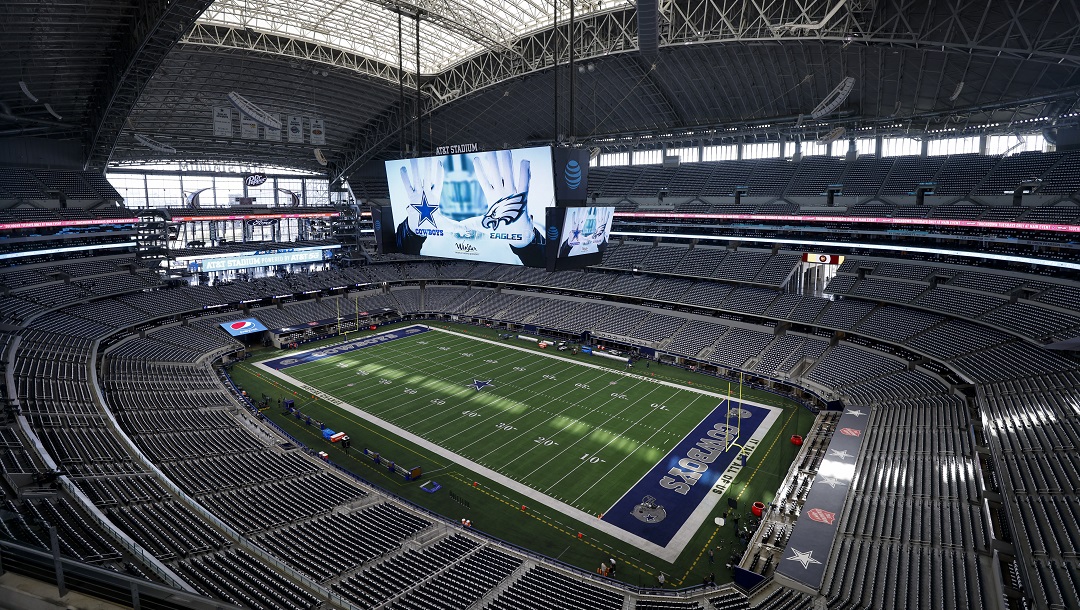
[603,400,778,554]
[261,325,429,370]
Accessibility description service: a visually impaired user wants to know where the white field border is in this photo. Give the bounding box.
[253,324,782,562]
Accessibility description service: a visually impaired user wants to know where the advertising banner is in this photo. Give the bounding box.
[213,107,232,137]
[310,118,326,145]
[264,114,281,141]
[240,116,259,139]
[287,115,304,143]
[219,318,268,336]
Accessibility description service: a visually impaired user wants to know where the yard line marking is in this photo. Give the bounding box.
[568,392,711,505]
[520,380,664,482]
[540,382,671,493]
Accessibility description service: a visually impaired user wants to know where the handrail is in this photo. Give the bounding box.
[0,538,243,610]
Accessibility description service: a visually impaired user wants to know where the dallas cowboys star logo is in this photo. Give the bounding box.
[786,548,822,569]
[469,379,493,391]
[818,475,844,489]
[829,449,853,460]
[410,192,439,228]
[845,408,866,418]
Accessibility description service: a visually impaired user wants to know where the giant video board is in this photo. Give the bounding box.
[384,146,556,266]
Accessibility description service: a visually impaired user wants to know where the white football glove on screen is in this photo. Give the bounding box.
[471,150,535,247]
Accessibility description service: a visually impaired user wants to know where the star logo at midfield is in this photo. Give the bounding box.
[845,408,866,417]
[470,379,493,391]
[829,449,853,461]
[786,548,822,569]
[818,475,844,489]
[410,192,439,228]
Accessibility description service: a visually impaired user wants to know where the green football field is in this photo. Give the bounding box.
[256,326,766,518]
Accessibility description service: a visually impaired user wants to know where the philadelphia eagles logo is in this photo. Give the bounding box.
[631,495,667,524]
[482,192,527,230]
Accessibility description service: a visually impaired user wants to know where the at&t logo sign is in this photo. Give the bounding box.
[564,160,582,190]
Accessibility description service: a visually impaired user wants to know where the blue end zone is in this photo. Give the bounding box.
[262,325,429,370]
[602,399,771,548]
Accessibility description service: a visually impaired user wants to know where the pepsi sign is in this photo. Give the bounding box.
[245,173,268,187]
[219,318,269,336]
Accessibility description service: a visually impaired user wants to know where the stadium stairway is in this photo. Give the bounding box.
[473,555,538,609]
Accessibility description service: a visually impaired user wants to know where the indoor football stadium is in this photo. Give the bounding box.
[0,1,1078,609]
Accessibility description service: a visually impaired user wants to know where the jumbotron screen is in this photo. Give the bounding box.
[542,206,615,271]
[558,206,614,258]
[384,146,556,266]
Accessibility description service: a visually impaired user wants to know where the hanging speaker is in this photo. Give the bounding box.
[819,126,846,144]
[134,133,176,154]
[810,77,855,119]
[227,92,282,130]
[19,81,38,102]
[949,81,964,102]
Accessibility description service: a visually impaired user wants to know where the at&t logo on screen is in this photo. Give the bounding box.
[564,160,582,190]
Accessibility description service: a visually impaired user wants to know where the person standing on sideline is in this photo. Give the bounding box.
[708,548,714,564]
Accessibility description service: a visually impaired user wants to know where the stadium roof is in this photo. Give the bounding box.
[2,0,1080,177]
[197,0,615,74]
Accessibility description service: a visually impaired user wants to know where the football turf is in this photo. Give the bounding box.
[234,322,815,584]
[260,326,773,515]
